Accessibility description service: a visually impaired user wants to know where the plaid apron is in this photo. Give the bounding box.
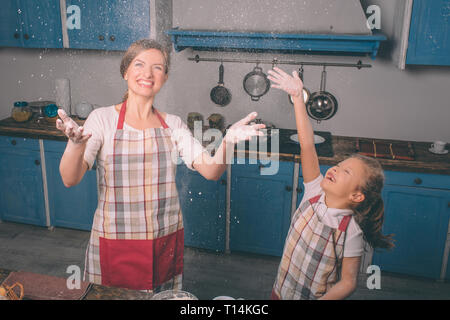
[272,194,351,300]
[84,101,183,292]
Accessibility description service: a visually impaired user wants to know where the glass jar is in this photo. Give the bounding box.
[12,101,32,122]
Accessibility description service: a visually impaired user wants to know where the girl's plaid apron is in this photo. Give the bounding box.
[84,101,183,292]
[272,194,351,300]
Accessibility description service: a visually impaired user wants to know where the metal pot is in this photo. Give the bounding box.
[243,65,270,101]
[210,63,232,106]
[289,65,310,105]
[306,68,338,123]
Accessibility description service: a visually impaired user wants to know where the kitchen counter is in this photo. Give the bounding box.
[0,268,151,300]
[0,116,449,175]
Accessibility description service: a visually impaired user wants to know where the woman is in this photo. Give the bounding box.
[56,39,265,292]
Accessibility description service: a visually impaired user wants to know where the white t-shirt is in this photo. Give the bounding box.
[299,174,365,257]
[82,106,206,171]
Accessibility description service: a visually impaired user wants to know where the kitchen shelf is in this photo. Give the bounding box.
[167,29,387,59]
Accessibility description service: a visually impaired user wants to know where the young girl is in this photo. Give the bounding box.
[267,67,394,300]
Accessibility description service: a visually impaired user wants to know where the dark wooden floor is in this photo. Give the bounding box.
[0,221,449,300]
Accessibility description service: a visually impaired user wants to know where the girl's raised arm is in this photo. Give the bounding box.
[267,67,320,182]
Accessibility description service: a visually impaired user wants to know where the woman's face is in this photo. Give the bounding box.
[321,157,366,204]
[124,48,168,99]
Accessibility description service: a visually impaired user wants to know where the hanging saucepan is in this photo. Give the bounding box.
[306,67,338,123]
[243,64,270,102]
[289,65,311,105]
[210,63,232,106]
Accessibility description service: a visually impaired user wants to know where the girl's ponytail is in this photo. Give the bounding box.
[350,154,395,250]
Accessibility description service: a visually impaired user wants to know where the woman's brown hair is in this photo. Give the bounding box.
[350,154,395,250]
[120,39,171,102]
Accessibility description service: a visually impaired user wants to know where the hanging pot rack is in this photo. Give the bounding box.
[188,54,371,69]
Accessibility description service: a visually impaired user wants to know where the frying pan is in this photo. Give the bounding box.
[210,63,232,106]
[243,65,270,102]
[306,67,338,122]
[289,65,311,105]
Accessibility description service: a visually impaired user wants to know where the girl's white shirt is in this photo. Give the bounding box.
[300,174,365,257]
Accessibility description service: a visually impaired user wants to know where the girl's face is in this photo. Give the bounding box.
[321,157,366,205]
[124,48,168,99]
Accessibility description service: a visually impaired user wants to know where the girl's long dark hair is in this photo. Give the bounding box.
[350,154,395,250]
[119,39,171,102]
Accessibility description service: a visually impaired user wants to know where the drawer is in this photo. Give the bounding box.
[43,139,67,153]
[0,135,40,151]
[384,170,450,190]
[233,158,294,177]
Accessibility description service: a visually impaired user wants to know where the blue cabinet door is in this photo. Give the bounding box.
[0,144,46,227]
[65,0,109,50]
[230,160,294,257]
[0,0,63,49]
[44,140,97,231]
[372,185,450,279]
[0,0,23,47]
[407,0,450,66]
[18,0,63,48]
[66,0,150,50]
[176,164,226,252]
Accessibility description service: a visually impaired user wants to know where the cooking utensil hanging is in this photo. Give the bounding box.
[289,65,310,105]
[306,67,338,123]
[210,63,232,106]
[243,64,270,101]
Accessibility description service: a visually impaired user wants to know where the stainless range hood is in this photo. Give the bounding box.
[168,0,386,59]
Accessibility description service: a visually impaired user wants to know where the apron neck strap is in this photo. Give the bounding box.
[117,100,169,129]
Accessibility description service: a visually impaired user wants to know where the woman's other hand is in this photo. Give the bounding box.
[56,109,92,144]
[224,112,266,144]
[267,67,304,99]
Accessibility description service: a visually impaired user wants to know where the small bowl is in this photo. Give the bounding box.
[151,290,198,300]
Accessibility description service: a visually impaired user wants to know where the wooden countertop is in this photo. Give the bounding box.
[0,117,449,175]
[0,268,151,300]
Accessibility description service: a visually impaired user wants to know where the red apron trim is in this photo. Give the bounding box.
[338,215,351,232]
[309,195,322,205]
[99,229,184,291]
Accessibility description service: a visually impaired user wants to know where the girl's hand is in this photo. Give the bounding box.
[224,112,266,144]
[267,67,304,99]
[56,109,92,144]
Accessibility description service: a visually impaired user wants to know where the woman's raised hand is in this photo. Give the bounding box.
[225,112,266,144]
[56,109,92,144]
[267,67,304,99]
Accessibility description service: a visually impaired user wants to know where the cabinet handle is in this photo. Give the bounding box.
[220,179,227,185]
[285,186,293,192]
[34,159,40,166]
[296,187,303,193]
[448,202,450,208]
[23,33,29,40]
[109,35,115,42]
[414,178,422,185]
[11,139,17,146]
[13,33,20,39]
[98,35,105,41]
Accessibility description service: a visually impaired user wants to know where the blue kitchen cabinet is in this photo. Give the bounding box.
[66,0,150,50]
[0,1,22,47]
[230,160,294,257]
[0,0,63,49]
[406,0,450,66]
[176,164,226,252]
[43,140,97,231]
[0,136,47,227]
[372,171,450,279]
